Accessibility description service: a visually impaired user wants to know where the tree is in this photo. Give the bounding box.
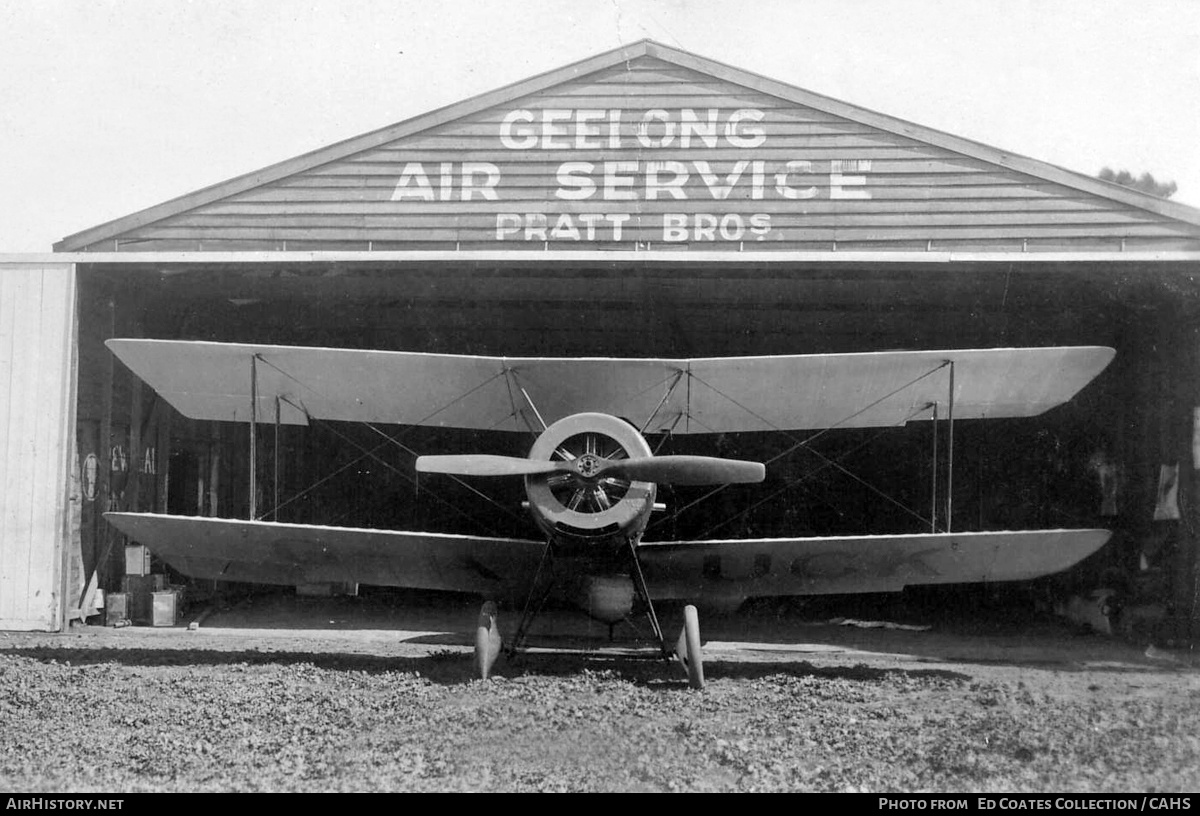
[1098,167,1178,199]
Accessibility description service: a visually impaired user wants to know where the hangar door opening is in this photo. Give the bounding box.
[73,257,1200,630]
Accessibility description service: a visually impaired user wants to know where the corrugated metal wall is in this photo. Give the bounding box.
[0,262,77,630]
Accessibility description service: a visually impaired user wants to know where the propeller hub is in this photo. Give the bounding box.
[575,453,604,478]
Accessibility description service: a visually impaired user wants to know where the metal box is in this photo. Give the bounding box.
[121,574,166,593]
[106,592,129,626]
[152,590,177,627]
[125,544,151,576]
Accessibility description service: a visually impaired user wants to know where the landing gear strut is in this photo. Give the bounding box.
[508,539,558,659]
[627,536,706,689]
[479,535,705,689]
[625,535,670,659]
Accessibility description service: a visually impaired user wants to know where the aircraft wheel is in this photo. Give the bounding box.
[474,601,503,680]
[678,604,704,690]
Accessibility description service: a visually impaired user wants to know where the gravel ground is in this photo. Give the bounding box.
[1,591,1198,793]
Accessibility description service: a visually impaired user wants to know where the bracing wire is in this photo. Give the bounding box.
[648,362,951,535]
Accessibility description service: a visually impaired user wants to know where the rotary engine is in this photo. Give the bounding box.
[523,412,657,543]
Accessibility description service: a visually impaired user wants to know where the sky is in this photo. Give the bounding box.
[1,0,1197,253]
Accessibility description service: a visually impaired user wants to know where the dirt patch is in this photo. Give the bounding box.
[1,591,1197,792]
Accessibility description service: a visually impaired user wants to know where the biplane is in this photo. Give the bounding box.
[104,340,1115,688]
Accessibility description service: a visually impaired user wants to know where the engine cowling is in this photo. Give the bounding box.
[523,412,657,542]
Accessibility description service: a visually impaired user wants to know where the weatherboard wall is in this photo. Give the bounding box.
[66,56,1200,254]
[0,262,77,631]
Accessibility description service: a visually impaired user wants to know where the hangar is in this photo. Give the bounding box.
[2,40,1199,636]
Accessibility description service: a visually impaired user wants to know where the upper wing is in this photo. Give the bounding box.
[107,339,1114,433]
[104,512,545,596]
[638,529,1112,600]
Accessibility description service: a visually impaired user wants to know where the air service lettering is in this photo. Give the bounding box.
[388,107,875,243]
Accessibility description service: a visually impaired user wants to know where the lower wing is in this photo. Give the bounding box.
[104,512,545,596]
[106,513,1108,600]
[638,529,1111,599]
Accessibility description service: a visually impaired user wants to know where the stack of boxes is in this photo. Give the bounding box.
[105,544,180,627]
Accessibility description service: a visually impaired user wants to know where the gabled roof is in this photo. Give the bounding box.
[55,38,1200,252]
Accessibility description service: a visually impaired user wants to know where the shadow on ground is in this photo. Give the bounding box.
[19,582,1186,679]
[0,642,972,688]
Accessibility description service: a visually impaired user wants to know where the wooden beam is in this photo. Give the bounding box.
[249,355,258,520]
[208,425,220,517]
[156,401,171,513]
[6,249,1200,265]
[127,377,142,512]
[96,297,115,588]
